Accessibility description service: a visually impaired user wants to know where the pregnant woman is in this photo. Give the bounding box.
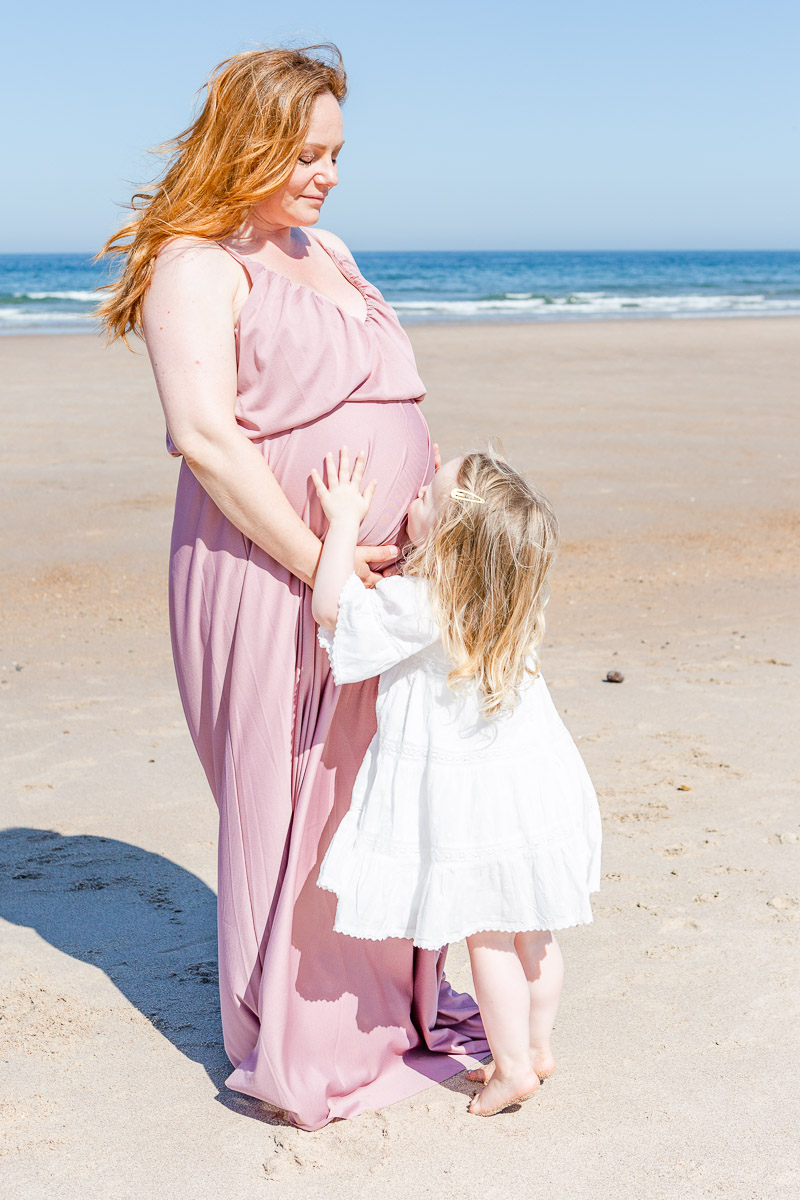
[98,44,487,1129]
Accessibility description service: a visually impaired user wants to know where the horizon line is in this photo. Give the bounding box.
[3,246,800,257]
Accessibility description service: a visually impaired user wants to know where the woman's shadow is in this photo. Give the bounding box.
[0,825,286,1124]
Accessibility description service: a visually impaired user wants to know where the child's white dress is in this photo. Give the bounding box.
[317,573,601,950]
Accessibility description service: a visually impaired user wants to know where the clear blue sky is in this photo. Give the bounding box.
[3,0,798,252]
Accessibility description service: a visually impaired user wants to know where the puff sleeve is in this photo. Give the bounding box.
[317,573,440,684]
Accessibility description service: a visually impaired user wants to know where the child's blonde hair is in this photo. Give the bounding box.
[405,450,559,718]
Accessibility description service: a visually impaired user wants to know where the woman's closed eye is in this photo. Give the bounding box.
[299,153,339,165]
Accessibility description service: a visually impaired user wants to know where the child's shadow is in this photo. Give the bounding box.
[0,826,288,1126]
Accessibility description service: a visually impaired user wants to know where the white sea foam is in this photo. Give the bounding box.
[3,288,799,333]
[393,293,800,318]
[0,308,92,323]
[19,290,99,302]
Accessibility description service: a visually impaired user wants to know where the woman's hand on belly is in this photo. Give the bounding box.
[354,544,399,588]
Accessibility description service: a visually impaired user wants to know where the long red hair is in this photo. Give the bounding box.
[96,44,347,344]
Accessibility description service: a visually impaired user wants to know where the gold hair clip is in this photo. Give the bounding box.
[450,487,486,504]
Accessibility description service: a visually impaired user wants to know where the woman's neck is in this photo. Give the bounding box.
[234,217,311,259]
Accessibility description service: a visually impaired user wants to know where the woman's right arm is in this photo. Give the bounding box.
[142,240,393,587]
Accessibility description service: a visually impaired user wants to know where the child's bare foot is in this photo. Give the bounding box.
[468,1068,541,1117]
[465,1059,493,1084]
[466,1048,555,1085]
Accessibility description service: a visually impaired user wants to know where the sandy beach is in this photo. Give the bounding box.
[1,317,799,1199]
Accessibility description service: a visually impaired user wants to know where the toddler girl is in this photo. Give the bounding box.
[310,446,601,1117]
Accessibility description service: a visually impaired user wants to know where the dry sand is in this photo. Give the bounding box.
[1,318,798,1199]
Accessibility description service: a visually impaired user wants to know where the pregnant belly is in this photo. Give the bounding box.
[262,400,433,548]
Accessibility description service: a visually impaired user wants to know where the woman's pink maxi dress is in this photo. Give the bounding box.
[167,237,487,1130]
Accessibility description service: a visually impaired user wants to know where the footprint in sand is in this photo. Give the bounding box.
[767,896,800,920]
[660,917,700,932]
[645,945,696,960]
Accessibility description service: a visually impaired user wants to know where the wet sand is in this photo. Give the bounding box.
[1,318,799,1199]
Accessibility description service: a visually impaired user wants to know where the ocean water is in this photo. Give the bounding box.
[1,249,799,334]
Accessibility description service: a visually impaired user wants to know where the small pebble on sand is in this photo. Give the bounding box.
[605,670,625,683]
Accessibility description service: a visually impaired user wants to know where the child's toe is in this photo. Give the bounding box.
[465,1057,495,1084]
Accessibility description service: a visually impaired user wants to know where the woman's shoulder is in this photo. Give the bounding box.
[151,236,241,285]
[311,227,357,264]
[142,238,247,347]
[146,237,243,319]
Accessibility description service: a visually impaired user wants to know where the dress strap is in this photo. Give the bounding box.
[216,240,266,288]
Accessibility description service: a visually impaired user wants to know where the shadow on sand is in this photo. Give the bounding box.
[0,826,290,1125]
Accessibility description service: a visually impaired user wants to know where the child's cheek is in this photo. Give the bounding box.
[407,505,420,543]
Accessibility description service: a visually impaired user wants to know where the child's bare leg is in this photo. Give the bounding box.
[516,930,562,1076]
[466,930,541,1115]
[466,930,562,1085]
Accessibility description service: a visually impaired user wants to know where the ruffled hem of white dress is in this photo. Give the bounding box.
[320,906,594,952]
[318,807,600,950]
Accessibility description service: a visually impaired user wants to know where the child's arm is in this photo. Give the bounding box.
[310,447,377,630]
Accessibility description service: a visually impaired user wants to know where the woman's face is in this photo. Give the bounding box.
[406,458,463,547]
[254,91,343,230]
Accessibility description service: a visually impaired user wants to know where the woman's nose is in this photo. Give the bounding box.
[315,160,338,188]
